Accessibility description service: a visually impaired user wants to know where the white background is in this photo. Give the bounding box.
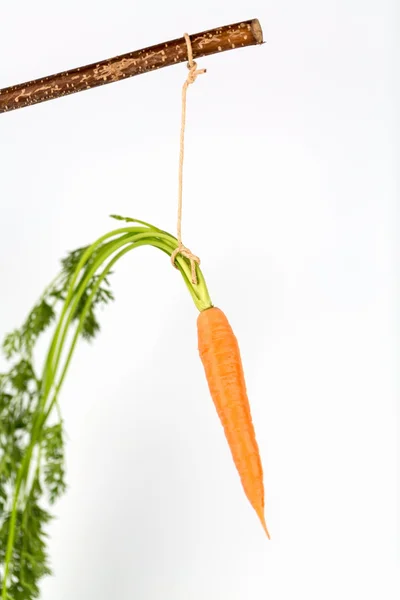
[0,1,398,598]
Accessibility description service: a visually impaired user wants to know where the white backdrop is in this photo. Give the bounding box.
[0,1,397,599]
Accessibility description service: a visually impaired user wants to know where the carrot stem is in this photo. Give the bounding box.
[2,218,214,596]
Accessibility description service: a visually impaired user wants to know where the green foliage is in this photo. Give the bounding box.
[3,301,55,362]
[0,478,52,600]
[42,425,66,505]
[0,243,115,599]
[22,301,55,357]
[110,213,165,232]
[0,217,212,599]
[60,246,89,277]
[110,213,142,224]
[2,332,21,362]
[72,274,114,341]
[8,362,35,395]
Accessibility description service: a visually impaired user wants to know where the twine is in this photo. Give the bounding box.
[170,33,206,285]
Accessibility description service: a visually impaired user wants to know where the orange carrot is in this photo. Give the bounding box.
[197,306,270,538]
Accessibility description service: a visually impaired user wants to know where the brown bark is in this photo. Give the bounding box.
[0,19,263,114]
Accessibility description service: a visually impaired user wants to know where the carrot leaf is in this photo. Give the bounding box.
[110,214,164,232]
[0,242,117,598]
[0,218,212,599]
[42,423,66,505]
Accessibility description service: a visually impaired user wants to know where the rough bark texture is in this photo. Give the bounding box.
[0,19,263,114]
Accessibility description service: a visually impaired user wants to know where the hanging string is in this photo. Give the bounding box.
[170,33,206,285]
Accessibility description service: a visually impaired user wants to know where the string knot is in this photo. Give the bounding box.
[171,243,201,285]
[184,32,207,85]
[186,61,206,86]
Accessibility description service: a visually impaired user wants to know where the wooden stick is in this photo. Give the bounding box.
[0,19,263,114]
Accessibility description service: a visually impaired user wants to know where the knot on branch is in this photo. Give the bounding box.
[186,61,206,85]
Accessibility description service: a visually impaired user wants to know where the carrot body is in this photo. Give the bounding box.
[197,306,270,538]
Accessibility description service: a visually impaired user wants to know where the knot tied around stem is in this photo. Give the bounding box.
[171,242,201,285]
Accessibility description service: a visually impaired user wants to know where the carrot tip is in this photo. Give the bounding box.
[259,513,271,539]
[263,522,271,540]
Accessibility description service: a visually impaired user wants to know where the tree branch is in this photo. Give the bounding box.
[0,18,263,114]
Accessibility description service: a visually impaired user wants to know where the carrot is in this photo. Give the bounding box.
[197,306,270,538]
